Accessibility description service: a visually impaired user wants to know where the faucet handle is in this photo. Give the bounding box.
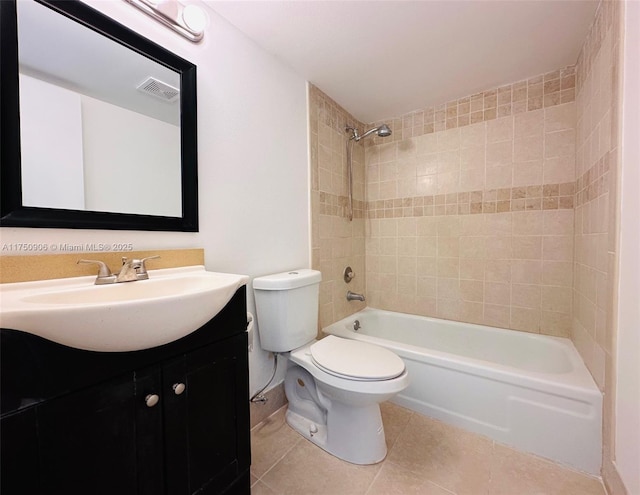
[77,259,116,284]
[77,259,112,277]
[137,255,161,277]
[343,266,355,283]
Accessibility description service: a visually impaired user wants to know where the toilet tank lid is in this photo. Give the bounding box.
[253,269,322,290]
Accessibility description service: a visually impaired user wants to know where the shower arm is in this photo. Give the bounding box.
[356,127,379,141]
[346,126,377,142]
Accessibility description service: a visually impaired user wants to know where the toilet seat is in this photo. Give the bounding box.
[310,335,405,381]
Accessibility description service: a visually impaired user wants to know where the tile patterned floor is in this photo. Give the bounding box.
[250,402,606,495]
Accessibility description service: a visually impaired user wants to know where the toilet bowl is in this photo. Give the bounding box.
[253,269,409,465]
[284,337,409,464]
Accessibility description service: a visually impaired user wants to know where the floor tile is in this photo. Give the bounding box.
[386,412,493,495]
[250,402,606,495]
[380,401,414,449]
[365,462,454,495]
[250,407,301,478]
[250,480,280,495]
[261,438,382,495]
[488,443,607,495]
[250,473,259,487]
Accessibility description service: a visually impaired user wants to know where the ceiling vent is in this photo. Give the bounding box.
[136,77,180,103]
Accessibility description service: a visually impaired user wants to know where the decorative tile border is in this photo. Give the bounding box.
[364,183,575,219]
[318,182,577,219]
[319,192,365,219]
[576,150,612,207]
[367,66,576,144]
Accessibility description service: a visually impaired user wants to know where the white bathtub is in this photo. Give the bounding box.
[323,307,602,475]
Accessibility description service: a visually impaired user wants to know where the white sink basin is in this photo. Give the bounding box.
[0,266,249,352]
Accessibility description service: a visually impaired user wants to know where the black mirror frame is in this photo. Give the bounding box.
[0,0,198,232]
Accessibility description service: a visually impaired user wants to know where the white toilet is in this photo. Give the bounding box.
[253,269,409,465]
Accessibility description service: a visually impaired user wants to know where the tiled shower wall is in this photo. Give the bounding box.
[364,69,577,337]
[574,2,623,493]
[307,2,628,490]
[309,86,367,332]
[573,0,620,392]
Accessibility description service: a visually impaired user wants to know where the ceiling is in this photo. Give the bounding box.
[206,0,599,124]
[18,0,181,125]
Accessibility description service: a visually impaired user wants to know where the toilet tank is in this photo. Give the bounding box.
[253,269,322,352]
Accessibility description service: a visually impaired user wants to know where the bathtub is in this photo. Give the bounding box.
[323,307,602,475]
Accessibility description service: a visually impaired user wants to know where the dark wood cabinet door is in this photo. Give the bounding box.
[163,333,250,495]
[35,369,162,495]
[0,408,39,495]
[135,366,166,495]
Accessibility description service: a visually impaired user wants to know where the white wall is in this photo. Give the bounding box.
[2,0,310,395]
[615,2,640,493]
[19,74,85,210]
[19,75,182,216]
[81,94,182,216]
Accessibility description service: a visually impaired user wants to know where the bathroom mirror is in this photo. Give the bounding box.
[0,0,198,231]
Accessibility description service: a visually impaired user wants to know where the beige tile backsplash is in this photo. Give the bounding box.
[573,0,620,390]
[309,86,367,331]
[573,2,624,494]
[363,66,579,337]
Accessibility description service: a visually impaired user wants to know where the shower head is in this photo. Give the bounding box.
[346,123,392,142]
[375,124,392,137]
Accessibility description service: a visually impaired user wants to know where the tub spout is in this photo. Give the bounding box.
[346,290,365,302]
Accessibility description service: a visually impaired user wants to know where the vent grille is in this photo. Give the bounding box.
[136,77,180,103]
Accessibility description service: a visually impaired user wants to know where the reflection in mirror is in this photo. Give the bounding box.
[0,0,198,231]
[18,0,181,216]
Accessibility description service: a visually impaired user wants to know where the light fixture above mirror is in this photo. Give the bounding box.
[124,0,207,43]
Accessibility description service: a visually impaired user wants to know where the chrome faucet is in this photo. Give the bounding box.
[346,290,365,302]
[78,255,160,285]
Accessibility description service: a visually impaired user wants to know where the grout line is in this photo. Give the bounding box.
[386,411,415,454]
[257,476,283,495]
[363,463,385,495]
[254,431,303,483]
[425,479,458,495]
[250,403,288,433]
[250,404,303,485]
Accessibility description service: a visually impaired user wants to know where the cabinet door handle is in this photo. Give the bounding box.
[145,394,160,407]
[172,383,186,395]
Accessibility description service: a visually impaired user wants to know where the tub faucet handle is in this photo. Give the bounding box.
[343,266,355,283]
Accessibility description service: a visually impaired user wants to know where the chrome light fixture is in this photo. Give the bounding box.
[124,0,207,43]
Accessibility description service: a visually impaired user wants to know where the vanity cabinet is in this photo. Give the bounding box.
[0,287,250,495]
[35,370,141,494]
